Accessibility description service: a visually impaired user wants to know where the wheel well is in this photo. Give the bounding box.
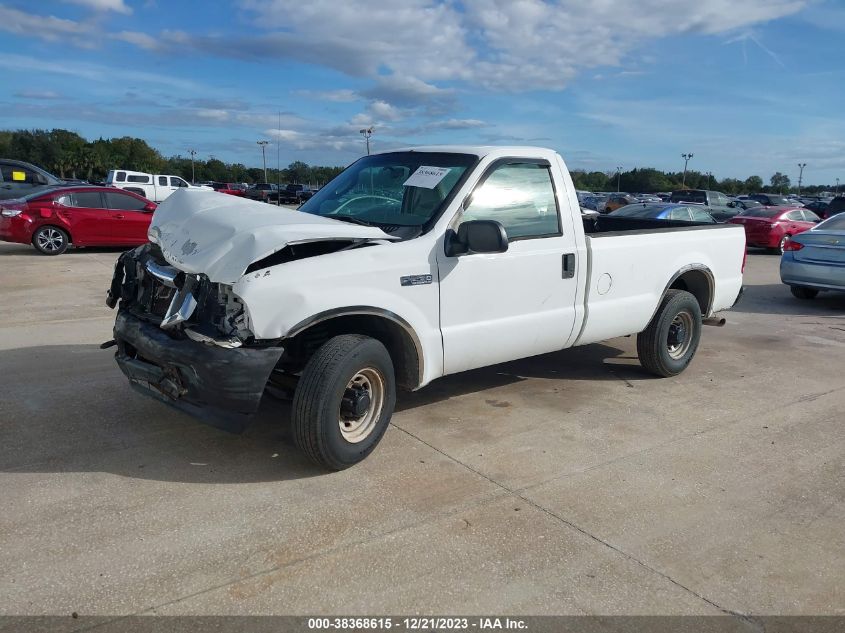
[668,268,712,316]
[280,314,421,390]
[33,224,73,244]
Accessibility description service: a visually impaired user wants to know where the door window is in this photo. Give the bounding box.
[691,208,714,223]
[461,162,560,240]
[170,177,187,187]
[1,164,38,184]
[785,210,804,221]
[801,210,820,222]
[669,207,692,221]
[71,191,105,208]
[105,191,147,211]
[158,176,168,186]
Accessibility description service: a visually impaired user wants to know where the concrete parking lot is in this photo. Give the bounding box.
[1,242,843,617]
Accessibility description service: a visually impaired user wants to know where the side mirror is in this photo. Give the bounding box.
[35,173,49,185]
[445,220,509,257]
[144,202,156,212]
[727,201,735,208]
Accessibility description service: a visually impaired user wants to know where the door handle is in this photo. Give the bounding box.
[114,213,125,219]
[562,253,575,279]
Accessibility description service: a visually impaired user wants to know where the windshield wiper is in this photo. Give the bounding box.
[329,215,376,227]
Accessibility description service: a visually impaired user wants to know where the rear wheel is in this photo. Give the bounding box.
[790,285,818,300]
[778,235,791,254]
[637,290,702,377]
[292,334,396,470]
[32,226,69,255]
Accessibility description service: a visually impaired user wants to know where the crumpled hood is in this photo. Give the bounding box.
[147,189,398,283]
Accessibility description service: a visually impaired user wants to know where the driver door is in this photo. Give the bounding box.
[436,159,579,375]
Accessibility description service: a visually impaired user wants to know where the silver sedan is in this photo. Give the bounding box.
[780,213,845,299]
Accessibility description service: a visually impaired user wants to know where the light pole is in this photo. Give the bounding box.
[188,149,197,183]
[257,140,269,182]
[837,178,840,195]
[616,166,622,193]
[359,127,374,155]
[707,171,713,189]
[797,163,806,195]
[681,153,694,187]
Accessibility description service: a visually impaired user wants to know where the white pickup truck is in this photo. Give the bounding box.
[106,169,208,202]
[106,146,745,470]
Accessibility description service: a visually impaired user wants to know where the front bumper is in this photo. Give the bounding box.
[113,310,284,432]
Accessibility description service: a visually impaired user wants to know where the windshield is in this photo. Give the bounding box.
[763,195,789,205]
[299,152,477,227]
[670,191,705,204]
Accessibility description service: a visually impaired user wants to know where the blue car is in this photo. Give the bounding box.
[780,213,845,299]
[609,203,716,223]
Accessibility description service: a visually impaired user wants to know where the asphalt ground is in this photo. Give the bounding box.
[0,241,843,618]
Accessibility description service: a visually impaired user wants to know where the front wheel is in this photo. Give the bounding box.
[32,226,69,255]
[292,334,396,470]
[790,285,818,300]
[637,289,702,377]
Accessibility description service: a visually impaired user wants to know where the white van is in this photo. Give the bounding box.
[106,170,207,202]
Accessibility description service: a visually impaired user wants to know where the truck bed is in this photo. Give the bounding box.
[582,214,716,233]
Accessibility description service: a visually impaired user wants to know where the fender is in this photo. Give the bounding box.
[285,306,426,387]
[651,263,715,321]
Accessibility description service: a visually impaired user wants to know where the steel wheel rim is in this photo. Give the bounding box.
[338,367,385,443]
[37,228,64,252]
[667,311,694,360]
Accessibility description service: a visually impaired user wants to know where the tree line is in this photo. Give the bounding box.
[572,167,834,196]
[0,128,345,186]
[0,128,838,195]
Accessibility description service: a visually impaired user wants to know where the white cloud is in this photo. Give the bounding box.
[295,89,360,102]
[14,90,63,100]
[62,0,132,14]
[111,30,159,50]
[0,5,93,46]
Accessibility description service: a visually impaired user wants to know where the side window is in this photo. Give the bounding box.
[158,176,168,186]
[115,171,126,182]
[691,208,714,223]
[71,191,105,208]
[105,191,147,211]
[170,177,187,187]
[55,194,73,206]
[785,210,803,221]
[802,210,820,222]
[461,162,560,240]
[669,207,692,221]
[127,174,150,183]
[1,164,37,184]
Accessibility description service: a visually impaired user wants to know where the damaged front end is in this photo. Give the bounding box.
[106,243,283,431]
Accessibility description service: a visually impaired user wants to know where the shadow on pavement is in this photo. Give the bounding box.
[731,283,845,317]
[0,340,634,483]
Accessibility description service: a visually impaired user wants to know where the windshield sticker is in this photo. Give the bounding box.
[403,166,451,189]
[12,170,25,181]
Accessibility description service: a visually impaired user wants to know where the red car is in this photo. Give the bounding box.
[727,206,820,253]
[0,186,156,255]
[210,182,247,196]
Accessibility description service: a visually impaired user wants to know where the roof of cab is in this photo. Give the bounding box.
[381,145,559,159]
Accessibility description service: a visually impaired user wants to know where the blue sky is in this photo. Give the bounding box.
[1,0,844,185]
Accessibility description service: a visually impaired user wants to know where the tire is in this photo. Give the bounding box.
[292,334,396,470]
[637,289,702,377]
[32,226,69,255]
[778,235,791,254]
[790,285,818,300]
